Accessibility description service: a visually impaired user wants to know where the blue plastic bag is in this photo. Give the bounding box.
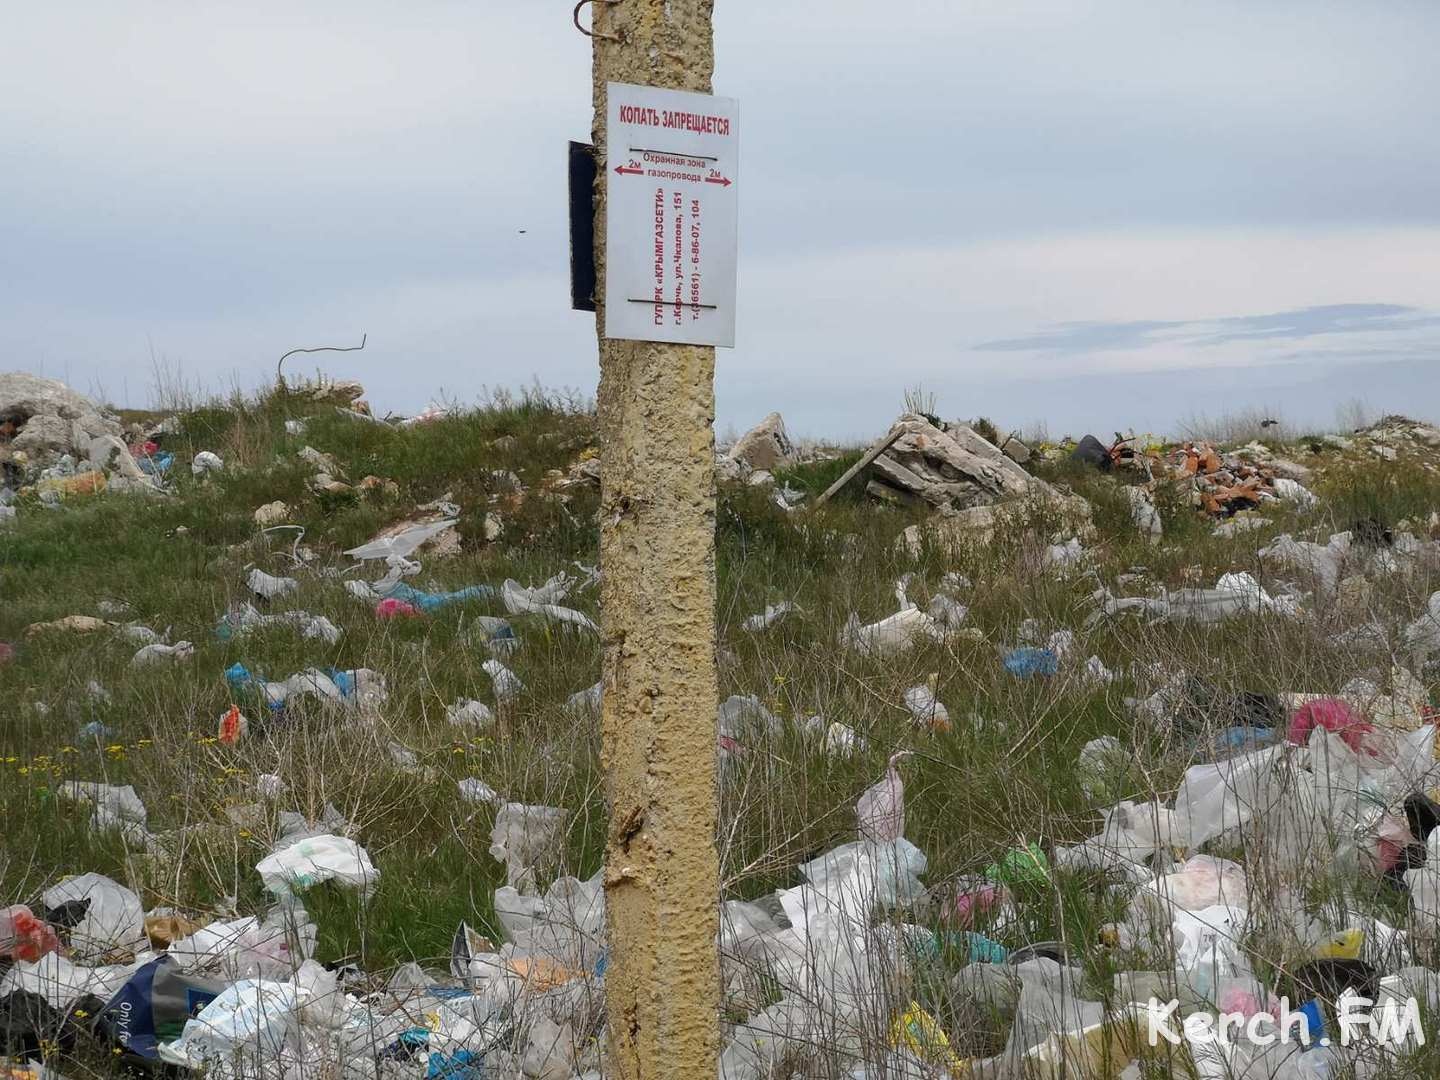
[1003,648,1059,677]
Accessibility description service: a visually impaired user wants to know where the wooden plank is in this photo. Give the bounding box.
[813,424,903,507]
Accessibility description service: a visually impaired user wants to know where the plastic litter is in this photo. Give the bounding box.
[741,600,800,632]
[344,519,459,562]
[156,977,300,1068]
[0,907,59,964]
[216,603,340,644]
[489,803,569,893]
[902,682,949,731]
[1403,590,1440,656]
[380,581,497,612]
[501,576,596,632]
[717,695,782,750]
[986,843,1050,888]
[838,605,944,659]
[116,623,162,645]
[856,752,911,843]
[130,640,193,667]
[1274,476,1318,507]
[926,594,968,630]
[1127,484,1163,540]
[1261,532,1350,597]
[446,698,495,729]
[256,834,378,896]
[256,773,286,799]
[190,451,224,476]
[92,956,226,1060]
[1044,537,1085,569]
[376,597,422,619]
[824,721,866,756]
[1286,697,1375,754]
[458,778,502,806]
[565,681,602,715]
[1046,628,1076,660]
[1076,736,1126,798]
[246,569,298,601]
[482,659,524,705]
[40,873,147,960]
[217,705,248,746]
[225,663,385,712]
[1004,647,1058,678]
[890,1001,969,1074]
[2,954,138,1028]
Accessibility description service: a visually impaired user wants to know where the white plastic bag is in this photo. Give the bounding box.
[565,681,602,715]
[0,951,138,1008]
[191,450,224,476]
[447,698,495,728]
[1169,745,1284,849]
[158,979,300,1067]
[489,803,569,894]
[131,641,194,667]
[41,873,147,959]
[169,901,315,982]
[741,601,800,632]
[502,576,597,633]
[838,606,944,659]
[902,684,948,729]
[256,834,378,896]
[246,569,298,600]
[482,659,524,704]
[458,778,502,806]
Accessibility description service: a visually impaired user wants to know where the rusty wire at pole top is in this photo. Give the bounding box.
[573,0,623,40]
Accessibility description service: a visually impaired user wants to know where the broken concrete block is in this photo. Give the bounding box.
[728,412,795,472]
[868,414,1052,510]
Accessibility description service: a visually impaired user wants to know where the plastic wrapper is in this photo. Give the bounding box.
[481,659,524,704]
[1003,957,1104,1058]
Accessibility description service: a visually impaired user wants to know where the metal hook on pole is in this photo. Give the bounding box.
[573,0,622,40]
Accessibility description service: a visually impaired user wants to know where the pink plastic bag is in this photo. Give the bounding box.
[0,904,60,963]
[375,598,421,620]
[1287,698,1375,754]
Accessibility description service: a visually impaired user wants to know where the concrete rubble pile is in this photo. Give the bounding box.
[1071,431,1314,519]
[868,413,1053,511]
[0,373,158,500]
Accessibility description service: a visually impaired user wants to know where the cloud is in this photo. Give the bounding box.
[974,303,1437,353]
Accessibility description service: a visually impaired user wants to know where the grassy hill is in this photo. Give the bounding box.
[5,385,1440,1073]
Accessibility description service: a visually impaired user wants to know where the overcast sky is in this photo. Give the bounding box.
[3,1,1437,440]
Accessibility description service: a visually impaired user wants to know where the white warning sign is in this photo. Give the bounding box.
[604,82,738,348]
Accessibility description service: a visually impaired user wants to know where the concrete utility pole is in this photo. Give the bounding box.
[588,2,720,1079]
